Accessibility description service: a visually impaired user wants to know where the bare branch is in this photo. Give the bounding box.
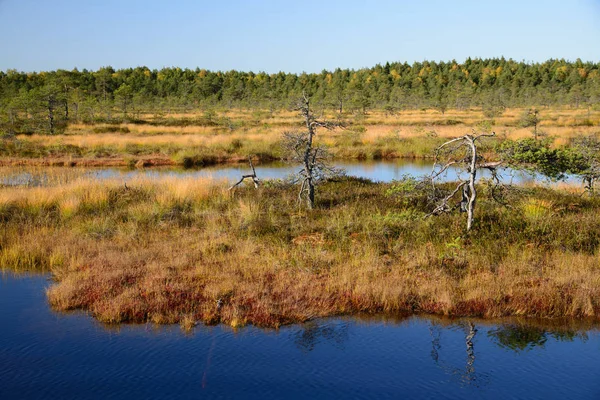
[429,131,499,231]
[437,136,465,150]
[427,181,468,217]
[229,156,260,190]
[473,131,496,141]
[431,160,461,182]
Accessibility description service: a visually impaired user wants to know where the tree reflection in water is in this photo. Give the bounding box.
[464,322,477,384]
[294,321,349,353]
[488,323,586,352]
[430,319,589,387]
[430,321,488,387]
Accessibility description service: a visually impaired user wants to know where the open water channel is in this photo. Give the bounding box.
[1,273,599,399]
[0,159,567,188]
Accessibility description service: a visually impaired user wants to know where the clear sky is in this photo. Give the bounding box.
[1,0,599,73]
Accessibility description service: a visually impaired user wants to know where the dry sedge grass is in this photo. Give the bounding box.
[2,107,598,167]
[61,106,600,140]
[15,125,597,155]
[69,123,217,136]
[22,132,279,149]
[2,174,600,329]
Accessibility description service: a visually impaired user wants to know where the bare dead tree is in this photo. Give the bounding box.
[429,131,497,231]
[282,92,343,209]
[229,156,260,190]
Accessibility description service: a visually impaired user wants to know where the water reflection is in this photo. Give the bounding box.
[202,331,217,389]
[464,322,478,385]
[430,321,489,387]
[0,160,577,187]
[425,317,598,392]
[294,320,349,353]
[488,323,587,352]
[2,274,600,399]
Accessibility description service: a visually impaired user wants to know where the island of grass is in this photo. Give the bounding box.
[1,175,599,330]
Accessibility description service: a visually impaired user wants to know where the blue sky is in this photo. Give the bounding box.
[0,0,599,73]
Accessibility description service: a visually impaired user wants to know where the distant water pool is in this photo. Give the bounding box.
[0,160,570,187]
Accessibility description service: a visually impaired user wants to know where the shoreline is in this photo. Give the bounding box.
[7,270,600,332]
[0,153,436,168]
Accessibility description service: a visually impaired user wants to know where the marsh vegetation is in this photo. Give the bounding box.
[2,60,600,329]
[1,168,600,328]
[1,106,598,174]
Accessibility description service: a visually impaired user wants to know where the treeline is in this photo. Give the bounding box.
[1,58,600,134]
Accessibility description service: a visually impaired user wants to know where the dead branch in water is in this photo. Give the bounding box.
[229,156,260,190]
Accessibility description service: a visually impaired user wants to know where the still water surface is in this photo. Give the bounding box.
[2,273,599,399]
[0,160,561,187]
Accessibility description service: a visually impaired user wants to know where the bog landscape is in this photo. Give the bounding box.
[5,0,600,396]
[2,60,600,330]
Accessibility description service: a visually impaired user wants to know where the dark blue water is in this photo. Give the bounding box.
[2,273,599,399]
[0,160,557,187]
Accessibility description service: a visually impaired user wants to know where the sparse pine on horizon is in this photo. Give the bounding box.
[1,58,600,135]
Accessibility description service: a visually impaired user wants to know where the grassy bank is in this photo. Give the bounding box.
[1,107,599,167]
[1,173,600,329]
[0,129,454,167]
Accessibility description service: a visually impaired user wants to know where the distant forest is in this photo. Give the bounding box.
[1,58,599,134]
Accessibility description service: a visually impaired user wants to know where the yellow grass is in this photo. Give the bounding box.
[2,106,599,168]
[20,132,272,148]
[40,107,600,147]
[18,124,596,153]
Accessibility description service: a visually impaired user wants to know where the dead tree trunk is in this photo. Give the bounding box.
[301,93,317,209]
[465,135,477,231]
[429,131,496,231]
[282,92,343,210]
